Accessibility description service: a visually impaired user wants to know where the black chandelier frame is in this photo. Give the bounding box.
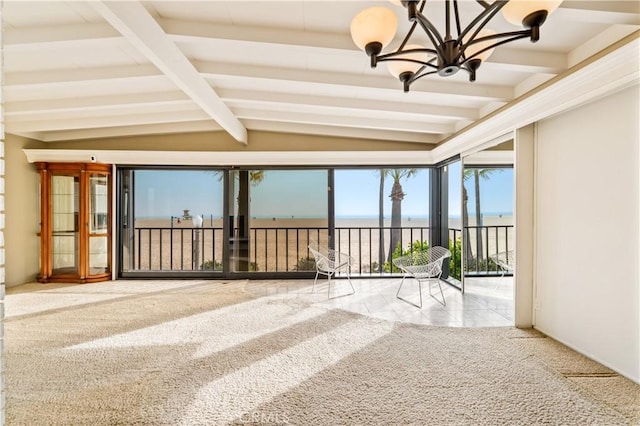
[365,0,550,92]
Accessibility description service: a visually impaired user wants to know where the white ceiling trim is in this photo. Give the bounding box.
[89,0,247,144]
[462,151,514,166]
[23,149,435,167]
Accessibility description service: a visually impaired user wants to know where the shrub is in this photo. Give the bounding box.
[202,259,222,271]
[295,256,316,271]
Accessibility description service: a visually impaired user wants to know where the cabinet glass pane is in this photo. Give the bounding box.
[52,174,79,274]
[90,174,109,233]
[89,236,109,275]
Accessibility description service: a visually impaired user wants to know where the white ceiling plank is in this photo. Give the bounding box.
[219,89,477,121]
[4,64,161,86]
[6,109,213,133]
[514,73,557,98]
[38,121,224,142]
[161,17,353,52]
[242,120,440,145]
[5,91,189,114]
[197,61,514,102]
[485,48,566,74]
[569,24,640,67]
[6,100,198,122]
[4,35,123,54]
[557,2,640,25]
[234,108,454,135]
[90,0,247,144]
[3,75,175,102]
[4,22,119,45]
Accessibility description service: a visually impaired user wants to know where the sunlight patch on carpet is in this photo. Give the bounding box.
[179,316,394,425]
[63,296,327,358]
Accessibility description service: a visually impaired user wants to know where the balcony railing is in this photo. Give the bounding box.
[125,224,513,277]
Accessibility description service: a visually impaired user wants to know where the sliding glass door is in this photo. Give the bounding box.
[119,168,224,276]
[229,169,329,275]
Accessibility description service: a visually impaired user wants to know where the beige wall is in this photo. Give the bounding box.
[40,130,431,152]
[5,134,43,287]
[534,85,639,382]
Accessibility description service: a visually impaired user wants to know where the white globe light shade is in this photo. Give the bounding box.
[388,0,403,6]
[350,7,398,51]
[192,214,203,228]
[386,44,429,78]
[502,0,563,26]
[464,29,496,62]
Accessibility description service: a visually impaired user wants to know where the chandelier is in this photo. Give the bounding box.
[350,0,563,91]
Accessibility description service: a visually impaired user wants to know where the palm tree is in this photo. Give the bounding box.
[387,169,417,262]
[377,169,387,271]
[462,168,500,267]
[234,170,264,271]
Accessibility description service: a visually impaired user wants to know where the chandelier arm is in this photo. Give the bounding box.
[379,58,433,69]
[445,0,451,39]
[408,58,438,83]
[409,69,439,84]
[398,21,419,52]
[453,0,462,38]
[475,0,491,9]
[377,47,438,62]
[414,13,446,57]
[461,32,531,64]
[457,0,507,45]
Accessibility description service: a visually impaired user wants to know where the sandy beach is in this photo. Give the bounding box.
[128,216,513,273]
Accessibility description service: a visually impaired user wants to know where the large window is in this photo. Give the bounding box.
[230,169,329,273]
[334,168,430,274]
[117,166,441,279]
[120,169,224,274]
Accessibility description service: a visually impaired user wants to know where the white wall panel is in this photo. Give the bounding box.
[534,85,640,382]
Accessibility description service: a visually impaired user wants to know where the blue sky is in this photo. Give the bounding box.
[134,167,513,219]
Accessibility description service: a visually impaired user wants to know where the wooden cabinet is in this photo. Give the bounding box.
[37,162,112,283]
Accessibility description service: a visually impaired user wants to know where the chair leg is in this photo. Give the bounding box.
[328,272,355,299]
[346,273,355,295]
[312,271,319,293]
[427,277,446,306]
[396,275,422,308]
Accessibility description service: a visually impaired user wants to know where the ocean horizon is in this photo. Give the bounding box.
[137,212,513,221]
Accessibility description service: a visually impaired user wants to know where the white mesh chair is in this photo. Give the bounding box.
[492,250,515,278]
[308,244,355,299]
[393,246,451,308]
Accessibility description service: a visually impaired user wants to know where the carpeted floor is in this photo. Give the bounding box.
[5,280,639,425]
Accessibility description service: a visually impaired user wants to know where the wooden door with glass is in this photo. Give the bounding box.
[37,162,112,283]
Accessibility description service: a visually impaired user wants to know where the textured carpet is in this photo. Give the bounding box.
[5,280,639,425]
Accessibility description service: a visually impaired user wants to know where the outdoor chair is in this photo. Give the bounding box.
[393,246,451,308]
[308,244,355,299]
[491,250,515,278]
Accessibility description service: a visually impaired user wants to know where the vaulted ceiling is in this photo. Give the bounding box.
[3,1,639,152]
